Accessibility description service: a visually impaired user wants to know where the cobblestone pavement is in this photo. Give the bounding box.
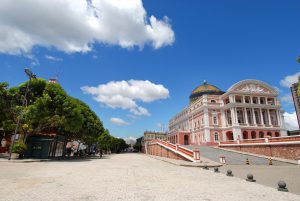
[183,145,291,165]
[0,154,299,201]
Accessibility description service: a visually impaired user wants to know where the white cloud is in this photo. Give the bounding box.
[0,0,175,55]
[26,54,40,67]
[280,72,300,88]
[123,136,137,145]
[110,117,129,126]
[127,114,138,119]
[45,55,62,62]
[284,112,299,130]
[81,80,169,116]
[280,94,293,104]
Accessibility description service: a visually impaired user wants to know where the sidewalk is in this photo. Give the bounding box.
[216,147,298,165]
[148,154,222,167]
[0,154,108,163]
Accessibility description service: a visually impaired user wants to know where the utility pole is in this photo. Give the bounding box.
[8,68,36,160]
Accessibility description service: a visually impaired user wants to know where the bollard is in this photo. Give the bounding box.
[226,169,233,177]
[245,158,250,165]
[246,173,256,182]
[203,164,209,170]
[219,155,226,164]
[214,167,220,173]
[268,158,273,165]
[277,180,288,192]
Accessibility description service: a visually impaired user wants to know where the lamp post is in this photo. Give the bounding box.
[8,68,36,160]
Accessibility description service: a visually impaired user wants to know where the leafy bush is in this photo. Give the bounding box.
[13,140,27,154]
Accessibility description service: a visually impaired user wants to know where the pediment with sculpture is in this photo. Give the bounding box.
[227,80,278,95]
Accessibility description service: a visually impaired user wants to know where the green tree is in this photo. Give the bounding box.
[97,129,112,152]
[1,79,105,145]
[133,137,143,151]
[97,130,128,153]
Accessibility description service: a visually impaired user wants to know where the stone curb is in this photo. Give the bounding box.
[147,154,222,167]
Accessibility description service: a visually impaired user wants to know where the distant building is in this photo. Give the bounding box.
[142,131,167,152]
[291,76,300,129]
[168,80,287,146]
[48,78,58,84]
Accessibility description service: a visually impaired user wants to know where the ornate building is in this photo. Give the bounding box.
[167,80,287,145]
[291,76,300,129]
[142,131,167,153]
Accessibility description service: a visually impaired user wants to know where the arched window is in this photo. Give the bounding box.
[214,132,219,142]
[259,132,264,138]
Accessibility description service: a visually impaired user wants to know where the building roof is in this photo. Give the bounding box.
[189,80,224,103]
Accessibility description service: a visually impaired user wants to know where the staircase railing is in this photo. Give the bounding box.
[149,139,200,162]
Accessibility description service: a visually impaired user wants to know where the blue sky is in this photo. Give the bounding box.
[0,0,299,138]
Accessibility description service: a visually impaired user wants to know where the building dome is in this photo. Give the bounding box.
[189,81,224,103]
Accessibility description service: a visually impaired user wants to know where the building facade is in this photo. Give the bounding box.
[142,131,167,152]
[168,80,287,145]
[291,76,300,129]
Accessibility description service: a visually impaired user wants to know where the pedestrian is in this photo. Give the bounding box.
[100,149,103,158]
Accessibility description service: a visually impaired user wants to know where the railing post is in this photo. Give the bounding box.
[265,137,269,143]
[193,148,200,161]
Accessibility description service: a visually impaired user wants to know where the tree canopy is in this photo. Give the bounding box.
[97,129,129,153]
[0,79,104,143]
[133,137,143,151]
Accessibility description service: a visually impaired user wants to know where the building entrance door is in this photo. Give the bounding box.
[184,135,189,145]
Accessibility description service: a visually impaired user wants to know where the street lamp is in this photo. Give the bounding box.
[8,68,36,160]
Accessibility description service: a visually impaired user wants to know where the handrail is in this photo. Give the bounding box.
[150,139,200,162]
[219,135,300,146]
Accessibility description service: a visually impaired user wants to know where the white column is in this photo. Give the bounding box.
[204,109,209,127]
[230,108,236,124]
[276,110,281,126]
[191,114,194,143]
[229,95,233,103]
[234,108,238,125]
[260,109,264,125]
[204,108,210,142]
[225,110,229,125]
[221,110,226,127]
[244,108,249,125]
[267,109,272,126]
[252,108,257,125]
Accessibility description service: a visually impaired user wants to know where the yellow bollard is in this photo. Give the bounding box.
[268,158,273,165]
[245,158,250,165]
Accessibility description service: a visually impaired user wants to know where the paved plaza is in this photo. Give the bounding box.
[0,154,300,201]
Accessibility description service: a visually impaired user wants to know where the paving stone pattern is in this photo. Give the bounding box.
[0,154,299,201]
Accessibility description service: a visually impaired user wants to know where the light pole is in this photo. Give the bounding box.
[8,68,36,160]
